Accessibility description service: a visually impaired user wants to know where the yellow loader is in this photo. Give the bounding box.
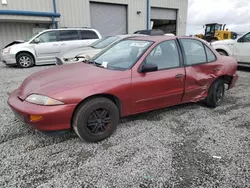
[195,23,238,42]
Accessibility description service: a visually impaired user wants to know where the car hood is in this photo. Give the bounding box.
[3,40,25,49]
[60,47,101,59]
[17,63,128,100]
[211,39,236,46]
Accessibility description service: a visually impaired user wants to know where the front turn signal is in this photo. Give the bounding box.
[29,115,43,122]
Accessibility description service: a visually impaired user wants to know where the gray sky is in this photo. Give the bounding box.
[187,0,250,35]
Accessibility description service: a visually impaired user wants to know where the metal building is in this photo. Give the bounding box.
[0,0,188,47]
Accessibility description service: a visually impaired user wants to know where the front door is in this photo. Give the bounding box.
[34,31,60,64]
[179,38,221,102]
[131,40,185,114]
[234,32,250,63]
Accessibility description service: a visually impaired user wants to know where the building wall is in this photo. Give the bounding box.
[0,0,188,34]
[151,0,188,35]
[0,0,54,22]
[56,0,91,28]
[57,0,188,35]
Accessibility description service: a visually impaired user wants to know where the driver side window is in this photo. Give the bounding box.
[36,31,57,43]
[145,40,180,70]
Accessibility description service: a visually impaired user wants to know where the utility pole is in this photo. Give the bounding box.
[146,0,150,30]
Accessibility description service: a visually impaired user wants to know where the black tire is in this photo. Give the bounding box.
[16,53,34,68]
[72,97,119,143]
[205,79,225,108]
[217,50,228,56]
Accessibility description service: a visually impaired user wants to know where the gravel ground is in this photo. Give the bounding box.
[0,63,249,188]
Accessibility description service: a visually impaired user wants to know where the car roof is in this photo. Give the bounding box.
[42,28,97,31]
[127,35,206,43]
[115,34,148,38]
[127,35,177,42]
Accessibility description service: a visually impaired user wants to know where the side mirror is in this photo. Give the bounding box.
[139,63,158,73]
[34,38,40,44]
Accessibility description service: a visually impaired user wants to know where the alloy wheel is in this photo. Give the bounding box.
[19,56,31,67]
[87,109,111,135]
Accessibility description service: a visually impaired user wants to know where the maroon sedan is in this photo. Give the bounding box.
[8,36,238,142]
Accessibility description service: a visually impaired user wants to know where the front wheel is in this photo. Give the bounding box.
[72,98,119,143]
[205,79,225,108]
[16,53,34,68]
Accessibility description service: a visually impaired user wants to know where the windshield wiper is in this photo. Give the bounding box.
[87,60,103,67]
[90,45,97,49]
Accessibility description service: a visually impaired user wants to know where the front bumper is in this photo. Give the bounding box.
[229,73,239,89]
[1,53,16,65]
[8,89,77,131]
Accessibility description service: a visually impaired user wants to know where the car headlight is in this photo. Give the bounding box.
[3,47,11,54]
[25,94,64,106]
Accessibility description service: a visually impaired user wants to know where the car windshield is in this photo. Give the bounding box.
[91,36,119,49]
[24,32,40,42]
[92,39,153,70]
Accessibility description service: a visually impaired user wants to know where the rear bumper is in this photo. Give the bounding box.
[229,73,239,89]
[8,89,77,131]
[1,53,16,65]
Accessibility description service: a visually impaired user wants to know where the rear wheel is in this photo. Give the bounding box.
[205,79,225,108]
[72,98,119,143]
[16,53,34,68]
[217,50,228,56]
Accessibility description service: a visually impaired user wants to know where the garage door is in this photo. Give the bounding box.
[0,23,34,49]
[151,8,177,20]
[90,3,127,36]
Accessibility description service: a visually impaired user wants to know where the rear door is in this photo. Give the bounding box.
[79,30,100,47]
[179,38,221,102]
[58,30,81,54]
[34,30,60,64]
[131,40,185,114]
[233,32,250,63]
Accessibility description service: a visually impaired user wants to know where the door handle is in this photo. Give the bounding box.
[213,68,220,71]
[175,74,184,79]
[53,44,58,46]
[60,43,66,46]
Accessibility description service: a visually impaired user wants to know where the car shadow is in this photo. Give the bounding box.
[238,65,250,72]
[2,63,56,69]
[120,102,205,123]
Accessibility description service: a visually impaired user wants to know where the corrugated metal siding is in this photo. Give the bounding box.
[0,0,53,12]
[0,23,34,48]
[57,0,90,28]
[0,0,54,22]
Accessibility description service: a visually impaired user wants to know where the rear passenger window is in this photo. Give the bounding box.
[180,39,206,65]
[205,45,216,62]
[59,30,79,41]
[81,30,99,39]
[145,40,180,70]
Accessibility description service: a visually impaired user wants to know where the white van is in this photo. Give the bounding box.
[0,28,102,68]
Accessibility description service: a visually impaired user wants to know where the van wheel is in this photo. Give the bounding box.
[217,50,228,56]
[72,98,119,143]
[205,79,225,108]
[16,53,34,68]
